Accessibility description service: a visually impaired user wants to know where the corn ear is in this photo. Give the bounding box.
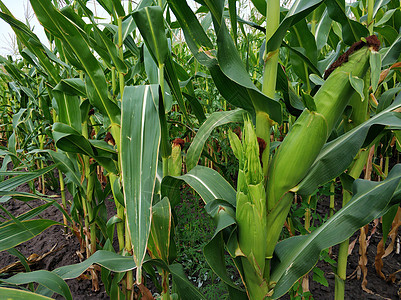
[315,46,372,132]
[267,37,379,206]
[267,111,328,211]
[265,37,379,258]
[168,138,184,176]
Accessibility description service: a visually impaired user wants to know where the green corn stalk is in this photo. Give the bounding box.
[229,119,268,299]
[265,37,380,283]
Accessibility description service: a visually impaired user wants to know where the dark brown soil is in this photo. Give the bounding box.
[292,192,401,300]
[0,183,109,299]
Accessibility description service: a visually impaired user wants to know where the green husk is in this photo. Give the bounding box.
[229,119,268,299]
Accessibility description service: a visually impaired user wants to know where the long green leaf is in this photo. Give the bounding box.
[0,219,60,251]
[0,6,60,84]
[296,95,401,195]
[134,6,193,127]
[30,0,120,125]
[325,0,369,45]
[53,92,82,132]
[266,0,325,53]
[382,32,401,66]
[53,250,136,279]
[53,78,87,97]
[168,0,281,121]
[187,109,248,171]
[121,85,161,280]
[270,164,401,298]
[169,264,207,299]
[1,270,72,300]
[162,166,236,207]
[133,6,169,66]
[0,164,56,191]
[216,22,282,122]
[76,0,128,74]
[0,288,53,300]
[148,197,172,262]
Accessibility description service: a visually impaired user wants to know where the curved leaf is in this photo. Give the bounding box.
[186,109,248,171]
[148,197,172,262]
[162,165,236,207]
[0,219,61,251]
[0,164,56,191]
[53,250,136,279]
[0,288,53,300]
[133,6,169,65]
[76,0,127,74]
[1,270,72,300]
[270,164,401,298]
[266,0,325,53]
[202,199,246,296]
[382,32,401,66]
[52,92,81,132]
[30,0,120,124]
[168,0,281,122]
[52,122,94,156]
[217,22,282,122]
[0,8,60,84]
[169,264,207,299]
[325,0,369,45]
[297,95,401,195]
[53,78,86,97]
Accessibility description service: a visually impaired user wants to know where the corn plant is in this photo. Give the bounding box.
[0,0,401,299]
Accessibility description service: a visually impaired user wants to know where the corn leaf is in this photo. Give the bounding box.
[134,6,192,127]
[0,165,56,191]
[202,199,246,296]
[382,32,401,66]
[76,0,128,74]
[288,20,318,83]
[52,92,82,132]
[0,219,61,251]
[168,0,281,121]
[30,0,120,125]
[271,164,401,298]
[216,22,282,122]
[54,250,136,279]
[186,109,248,171]
[169,264,207,299]
[265,0,325,53]
[148,197,172,263]
[53,78,87,98]
[133,6,169,66]
[0,288,53,300]
[121,85,161,276]
[297,95,401,195]
[0,270,72,300]
[0,6,60,84]
[45,150,83,188]
[325,0,369,45]
[162,166,236,207]
[315,9,332,51]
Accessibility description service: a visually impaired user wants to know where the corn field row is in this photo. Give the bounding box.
[0,0,400,299]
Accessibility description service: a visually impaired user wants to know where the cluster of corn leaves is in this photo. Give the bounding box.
[0,0,400,299]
